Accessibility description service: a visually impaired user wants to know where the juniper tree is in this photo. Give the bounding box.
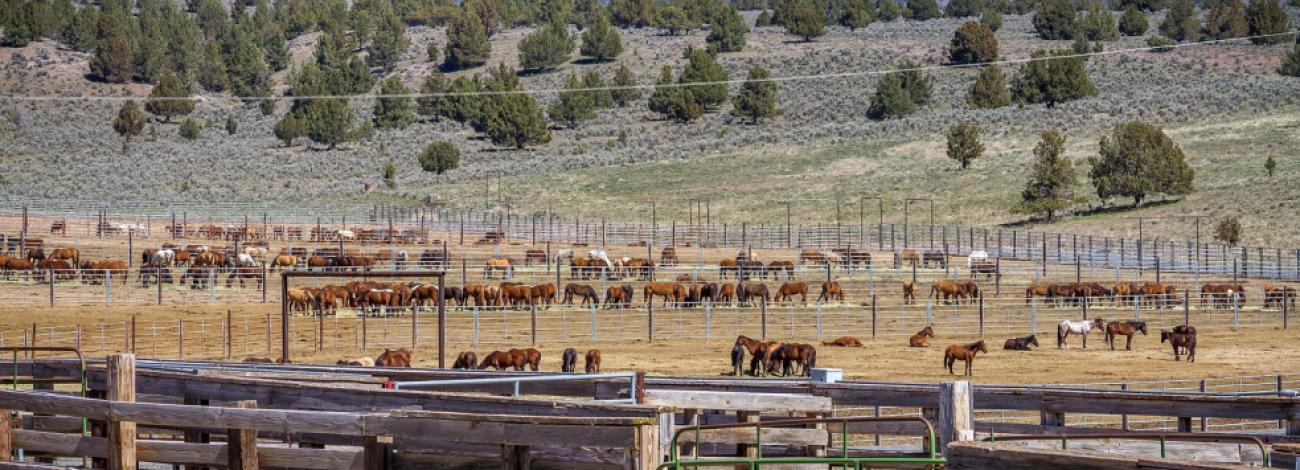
[906,0,942,20]
[949,20,998,64]
[1159,0,1200,41]
[1246,0,1291,44]
[1079,1,1119,40]
[582,70,614,108]
[679,48,728,109]
[966,65,1011,109]
[877,0,903,21]
[548,74,597,129]
[273,114,307,146]
[1010,49,1096,107]
[666,88,704,122]
[1280,44,1300,76]
[373,76,416,130]
[518,20,574,71]
[980,9,1002,31]
[1088,120,1195,207]
[945,122,984,169]
[784,0,826,41]
[145,73,196,122]
[1013,130,1082,221]
[445,10,491,69]
[1214,217,1242,246]
[611,63,642,106]
[867,73,914,120]
[580,12,623,61]
[112,100,146,143]
[1032,0,1077,40]
[706,6,748,53]
[1118,5,1147,36]
[648,65,677,117]
[419,141,460,174]
[730,65,779,124]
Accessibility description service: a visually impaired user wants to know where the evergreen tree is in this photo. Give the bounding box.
[946,122,984,169]
[1118,5,1147,36]
[112,100,146,142]
[611,63,642,106]
[1264,155,1277,176]
[980,9,1002,31]
[648,65,677,117]
[944,0,983,17]
[426,39,439,62]
[679,48,728,109]
[417,72,450,118]
[1202,0,1248,39]
[220,24,272,97]
[582,70,615,108]
[1147,34,1176,51]
[1013,130,1081,221]
[666,88,704,122]
[949,21,998,64]
[273,114,307,146]
[707,7,749,52]
[178,117,202,140]
[197,41,229,91]
[1080,1,1119,40]
[63,6,99,52]
[580,12,623,60]
[196,0,228,40]
[1010,49,1095,107]
[730,65,779,123]
[1246,0,1291,44]
[896,60,933,105]
[573,0,600,28]
[419,141,460,174]
[1032,0,1077,40]
[784,0,826,40]
[373,76,416,129]
[90,10,134,83]
[465,0,502,35]
[304,98,355,149]
[1280,44,1300,77]
[756,9,774,26]
[518,20,573,71]
[653,5,699,34]
[877,0,903,20]
[1213,217,1242,246]
[1159,0,1199,42]
[907,0,942,19]
[368,9,409,72]
[225,116,238,135]
[1088,120,1195,207]
[485,93,551,149]
[0,0,35,47]
[548,74,597,128]
[445,10,491,70]
[867,73,914,120]
[263,31,291,71]
[966,65,1010,108]
[610,0,653,27]
[145,73,196,122]
[841,0,875,30]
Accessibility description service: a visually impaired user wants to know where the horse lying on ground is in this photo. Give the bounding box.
[909,326,935,347]
[1002,335,1038,351]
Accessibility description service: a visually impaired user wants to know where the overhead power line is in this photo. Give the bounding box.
[0,30,1295,103]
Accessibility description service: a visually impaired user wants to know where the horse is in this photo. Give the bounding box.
[524,249,546,266]
[1025,284,1052,304]
[943,340,989,376]
[749,342,781,377]
[817,281,844,302]
[584,349,601,373]
[452,351,478,369]
[604,285,633,308]
[1160,330,1197,362]
[931,280,966,305]
[1105,320,1147,351]
[225,266,264,289]
[477,351,518,370]
[903,281,916,305]
[336,357,375,367]
[736,281,770,306]
[375,349,412,367]
[49,247,80,267]
[1169,325,1197,355]
[659,247,679,266]
[922,251,947,269]
[508,348,542,371]
[765,261,793,280]
[821,336,863,347]
[774,282,809,305]
[899,250,921,267]
[734,335,766,356]
[1057,318,1105,349]
[909,326,935,347]
[729,344,745,376]
[1002,335,1038,351]
[644,283,680,308]
[716,282,736,305]
[768,343,816,377]
[484,258,511,279]
[561,348,578,373]
[271,255,297,270]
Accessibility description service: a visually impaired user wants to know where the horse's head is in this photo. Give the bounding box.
[1135,322,1149,335]
[921,326,935,337]
[974,340,988,354]
[1092,318,1106,331]
[1028,335,1039,347]
[1159,330,1170,343]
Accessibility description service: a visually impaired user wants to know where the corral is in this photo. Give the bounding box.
[0,203,1297,468]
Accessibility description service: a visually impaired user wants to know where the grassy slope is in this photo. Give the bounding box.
[434,111,1300,246]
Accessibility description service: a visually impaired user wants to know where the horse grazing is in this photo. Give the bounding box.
[909,326,935,347]
[477,351,518,370]
[931,280,966,305]
[729,344,745,376]
[1002,335,1038,351]
[903,282,916,305]
[817,282,844,302]
[1105,320,1148,351]
[336,357,375,367]
[768,343,816,377]
[644,283,681,309]
[1057,318,1105,349]
[604,285,634,308]
[452,351,478,369]
[484,258,512,279]
[375,349,412,367]
[943,340,989,376]
[821,336,863,347]
[1025,284,1052,304]
[561,348,578,373]
[899,250,921,267]
[584,349,602,373]
[1160,330,1197,362]
[735,281,770,306]
[563,284,600,307]
[774,282,809,305]
[509,348,542,371]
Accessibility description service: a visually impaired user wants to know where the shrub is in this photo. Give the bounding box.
[273,114,306,146]
[225,116,237,135]
[419,141,460,174]
[907,0,942,20]
[841,0,875,30]
[730,65,780,124]
[1159,0,1199,42]
[1202,0,1248,39]
[944,0,983,17]
[1146,34,1175,51]
[867,73,914,120]
[1088,120,1195,207]
[611,63,643,106]
[967,65,1011,109]
[878,0,904,20]
[755,9,773,25]
[519,20,574,71]
[1265,155,1277,176]
[980,9,1003,31]
[581,12,623,61]
[111,100,146,141]
[444,10,491,70]
[666,89,704,122]
[146,73,196,122]
[372,76,416,130]
[178,118,202,140]
[706,6,748,52]
[1280,45,1300,77]
[1033,0,1077,40]
[1118,6,1147,36]
[1214,217,1242,246]
[1011,49,1096,107]
[548,74,597,129]
[485,93,550,149]
[1079,1,1118,41]
[945,122,984,169]
[784,0,826,41]
[1246,0,1291,44]
[679,48,728,109]
[949,21,998,64]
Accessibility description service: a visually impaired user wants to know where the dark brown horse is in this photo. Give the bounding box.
[452,351,478,369]
[563,283,600,307]
[1002,335,1039,351]
[1160,330,1197,362]
[478,351,518,370]
[509,348,542,371]
[944,340,989,376]
[1104,320,1148,351]
[561,348,578,373]
[767,343,816,377]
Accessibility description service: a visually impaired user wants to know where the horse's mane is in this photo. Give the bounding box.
[965,340,985,350]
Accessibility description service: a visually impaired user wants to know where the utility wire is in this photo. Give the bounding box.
[0,30,1295,102]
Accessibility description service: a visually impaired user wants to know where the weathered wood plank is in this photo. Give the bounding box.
[12,430,364,470]
[675,427,826,447]
[824,420,929,436]
[365,416,637,449]
[945,441,1258,470]
[939,381,974,452]
[106,354,136,470]
[227,400,258,470]
[641,390,830,413]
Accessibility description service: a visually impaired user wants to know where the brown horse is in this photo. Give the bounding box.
[817,281,844,302]
[336,357,375,367]
[562,283,600,307]
[774,282,809,305]
[452,351,478,369]
[931,279,966,305]
[716,282,736,305]
[909,326,935,347]
[478,351,518,370]
[1025,284,1052,304]
[736,281,770,306]
[903,281,916,305]
[524,249,546,266]
[767,343,816,377]
[943,340,989,376]
[734,335,766,356]
[899,250,921,267]
[1160,330,1197,362]
[484,258,512,279]
[375,349,412,367]
[1201,283,1246,309]
[604,285,633,308]
[821,336,863,347]
[1002,335,1038,351]
[508,348,541,371]
[584,349,602,373]
[1104,320,1148,351]
[644,282,680,308]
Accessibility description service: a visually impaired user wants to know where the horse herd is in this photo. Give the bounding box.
[1026,281,1296,310]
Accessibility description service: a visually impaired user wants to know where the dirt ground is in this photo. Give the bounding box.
[4,302,1300,386]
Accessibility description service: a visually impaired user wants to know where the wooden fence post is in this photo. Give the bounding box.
[647,297,654,343]
[938,381,973,453]
[871,294,877,339]
[107,354,136,470]
[0,401,9,462]
[228,400,259,470]
[530,303,538,346]
[364,435,393,470]
[760,298,768,341]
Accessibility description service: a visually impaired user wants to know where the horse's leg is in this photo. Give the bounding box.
[1082,332,1088,350]
[1126,334,1133,351]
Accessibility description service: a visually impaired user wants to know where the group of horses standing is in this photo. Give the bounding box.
[451,347,602,373]
[730,335,817,377]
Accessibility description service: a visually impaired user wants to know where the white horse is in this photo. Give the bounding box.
[587,249,612,268]
[147,248,175,267]
[1057,318,1105,349]
[967,250,988,268]
[337,229,356,241]
[553,249,574,265]
[235,253,261,267]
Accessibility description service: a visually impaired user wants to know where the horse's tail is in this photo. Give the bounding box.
[807,348,817,371]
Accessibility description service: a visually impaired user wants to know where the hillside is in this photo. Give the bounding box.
[2,7,1300,245]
